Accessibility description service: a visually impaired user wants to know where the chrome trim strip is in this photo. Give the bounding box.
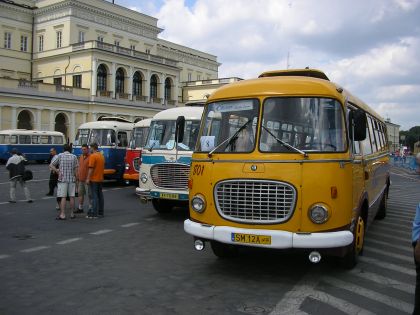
[192,158,353,164]
[363,152,390,162]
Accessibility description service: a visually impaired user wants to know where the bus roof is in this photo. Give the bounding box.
[207,74,383,121]
[259,68,330,80]
[0,129,65,137]
[78,120,133,130]
[152,106,204,121]
[133,118,152,128]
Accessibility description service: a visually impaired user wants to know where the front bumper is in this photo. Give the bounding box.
[135,187,151,199]
[184,219,353,249]
[123,173,139,181]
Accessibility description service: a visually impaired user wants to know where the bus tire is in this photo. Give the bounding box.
[340,215,365,269]
[210,241,238,258]
[151,199,173,213]
[375,189,388,220]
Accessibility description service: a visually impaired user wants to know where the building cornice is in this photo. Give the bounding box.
[34,0,162,40]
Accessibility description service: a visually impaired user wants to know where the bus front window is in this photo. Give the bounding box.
[89,129,116,146]
[130,127,149,149]
[260,97,346,153]
[75,129,90,145]
[145,120,176,150]
[197,99,259,153]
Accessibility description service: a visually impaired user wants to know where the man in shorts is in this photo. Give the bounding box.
[75,144,91,214]
[50,143,79,220]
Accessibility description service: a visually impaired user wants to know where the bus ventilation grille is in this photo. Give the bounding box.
[150,163,190,190]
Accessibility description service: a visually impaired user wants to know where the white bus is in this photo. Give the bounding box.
[136,107,204,213]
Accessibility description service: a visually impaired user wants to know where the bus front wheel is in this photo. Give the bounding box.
[340,215,365,269]
[151,199,173,213]
[210,241,238,258]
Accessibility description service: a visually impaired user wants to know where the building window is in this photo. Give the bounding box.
[53,77,62,86]
[38,35,44,52]
[188,73,192,81]
[78,31,85,43]
[115,68,125,94]
[20,35,28,52]
[150,75,158,98]
[56,31,62,48]
[197,75,201,81]
[145,48,150,54]
[133,71,142,96]
[4,32,11,49]
[114,40,120,47]
[97,36,104,42]
[164,78,171,100]
[97,64,107,91]
[130,44,136,50]
[73,75,82,88]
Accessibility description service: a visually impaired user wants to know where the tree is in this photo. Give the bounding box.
[400,126,420,152]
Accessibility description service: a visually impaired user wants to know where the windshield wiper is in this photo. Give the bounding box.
[148,141,157,152]
[262,125,308,158]
[208,119,252,157]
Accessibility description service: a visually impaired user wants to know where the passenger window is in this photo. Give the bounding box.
[32,135,40,144]
[117,132,128,147]
[10,135,17,144]
[53,136,63,144]
[361,122,373,155]
[19,135,31,144]
[367,117,377,152]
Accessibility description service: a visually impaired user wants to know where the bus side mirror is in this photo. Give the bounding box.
[176,116,185,143]
[350,109,367,141]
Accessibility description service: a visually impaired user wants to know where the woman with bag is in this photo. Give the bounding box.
[6,148,33,203]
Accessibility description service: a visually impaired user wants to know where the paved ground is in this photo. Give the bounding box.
[0,163,418,315]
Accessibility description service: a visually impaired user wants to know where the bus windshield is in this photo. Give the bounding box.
[197,99,260,153]
[130,127,149,149]
[75,129,90,145]
[146,119,201,151]
[260,97,346,153]
[89,129,116,146]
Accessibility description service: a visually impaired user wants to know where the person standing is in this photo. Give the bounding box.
[86,143,105,218]
[50,144,79,220]
[46,148,58,196]
[412,155,420,314]
[75,144,91,214]
[6,148,32,203]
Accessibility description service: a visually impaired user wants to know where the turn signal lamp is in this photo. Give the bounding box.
[188,178,193,190]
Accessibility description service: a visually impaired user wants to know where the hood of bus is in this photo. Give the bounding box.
[189,152,353,233]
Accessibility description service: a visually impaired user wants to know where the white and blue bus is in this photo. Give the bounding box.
[0,129,65,163]
[136,106,204,213]
[73,117,133,181]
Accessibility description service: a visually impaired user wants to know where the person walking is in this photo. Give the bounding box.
[6,148,32,203]
[86,143,105,218]
[50,143,79,220]
[46,148,58,196]
[75,144,91,214]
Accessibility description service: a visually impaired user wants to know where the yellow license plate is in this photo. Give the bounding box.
[160,193,179,200]
[231,233,271,245]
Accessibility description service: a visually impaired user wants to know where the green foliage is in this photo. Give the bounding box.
[401,126,420,151]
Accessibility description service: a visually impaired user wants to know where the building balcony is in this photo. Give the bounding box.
[71,41,179,68]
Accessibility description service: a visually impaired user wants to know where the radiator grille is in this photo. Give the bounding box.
[150,163,190,190]
[214,179,296,224]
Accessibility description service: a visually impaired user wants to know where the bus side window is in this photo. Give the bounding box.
[19,135,31,144]
[10,135,17,144]
[348,107,361,155]
[32,135,40,144]
[53,136,63,144]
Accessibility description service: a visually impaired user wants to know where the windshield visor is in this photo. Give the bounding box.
[145,120,201,151]
[260,97,346,153]
[197,99,259,153]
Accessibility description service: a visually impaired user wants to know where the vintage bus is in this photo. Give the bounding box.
[73,117,133,181]
[136,106,204,213]
[0,129,65,163]
[123,118,152,185]
[185,69,390,268]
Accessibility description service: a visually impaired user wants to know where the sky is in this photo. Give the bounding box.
[116,0,420,130]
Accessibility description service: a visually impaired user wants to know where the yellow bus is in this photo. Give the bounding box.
[184,69,390,268]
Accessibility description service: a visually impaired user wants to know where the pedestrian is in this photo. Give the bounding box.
[46,148,58,196]
[86,143,105,218]
[413,202,420,314]
[50,143,79,220]
[75,144,91,214]
[6,148,33,203]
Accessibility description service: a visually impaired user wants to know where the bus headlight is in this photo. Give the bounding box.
[125,163,130,170]
[140,173,148,184]
[191,194,206,213]
[308,204,329,224]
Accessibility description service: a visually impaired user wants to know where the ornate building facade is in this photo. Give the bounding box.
[0,0,219,141]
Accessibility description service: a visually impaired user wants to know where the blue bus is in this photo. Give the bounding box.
[0,129,65,163]
[73,117,133,181]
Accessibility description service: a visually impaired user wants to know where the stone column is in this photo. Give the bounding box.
[128,66,133,100]
[36,109,42,130]
[145,69,150,102]
[49,110,55,131]
[0,106,2,130]
[110,62,116,98]
[11,107,17,129]
[174,76,179,106]
[82,112,87,124]
[160,73,165,105]
[70,112,76,143]
[91,58,97,97]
